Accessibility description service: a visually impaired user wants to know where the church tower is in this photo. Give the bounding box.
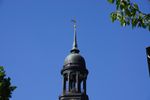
[59,21,89,100]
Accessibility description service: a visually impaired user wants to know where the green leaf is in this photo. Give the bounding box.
[108,0,114,4]
[116,0,120,9]
[0,67,4,71]
[133,3,139,10]
[0,72,4,77]
[125,9,131,17]
[111,12,117,22]
[141,20,146,28]
[120,16,126,26]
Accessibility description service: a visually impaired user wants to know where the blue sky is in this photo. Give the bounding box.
[0,0,150,100]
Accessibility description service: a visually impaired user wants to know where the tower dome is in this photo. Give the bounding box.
[64,51,86,69]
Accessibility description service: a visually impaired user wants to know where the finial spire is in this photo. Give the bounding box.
[71,19,79,53]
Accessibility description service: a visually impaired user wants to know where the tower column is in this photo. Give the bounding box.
[72,81,75,91]
[63,77,66,94]
[70,80,72,91]
[68,72,71,92]
[76,72,80,92]
[83,79,86,94]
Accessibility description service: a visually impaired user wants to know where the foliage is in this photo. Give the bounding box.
[108,0,150,31]
[0,66,16,100]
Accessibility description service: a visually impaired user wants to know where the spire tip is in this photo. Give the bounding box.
[71,19,79,53]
